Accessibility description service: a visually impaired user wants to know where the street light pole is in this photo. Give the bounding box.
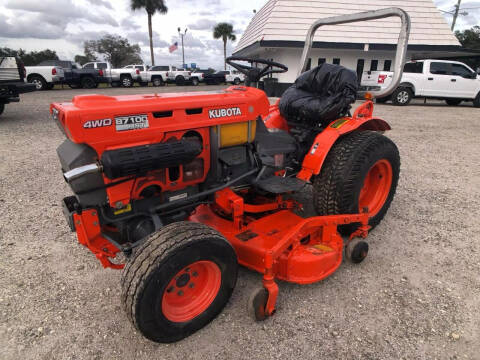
[178,27,187,68]
[451,0,462,31]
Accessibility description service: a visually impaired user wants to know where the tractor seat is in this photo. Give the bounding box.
[279,63,358,127]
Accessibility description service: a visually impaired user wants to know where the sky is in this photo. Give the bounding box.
[0,0,478,70]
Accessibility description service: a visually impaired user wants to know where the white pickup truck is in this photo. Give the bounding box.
[82,61,141,87]
[361,60,480,107]
[125,64,168,87]
[225,70,245,85]
[25,65,65,90]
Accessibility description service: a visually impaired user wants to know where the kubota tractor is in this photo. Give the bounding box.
[52,9,410,343]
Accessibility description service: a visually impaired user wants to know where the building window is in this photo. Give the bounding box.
[333,58,340,65]
[318,58,326,66]
[384,60,392,71]
[370,60,378,71]
[306,58,312,71]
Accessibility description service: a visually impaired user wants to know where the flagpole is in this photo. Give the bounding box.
[178,27,188,68]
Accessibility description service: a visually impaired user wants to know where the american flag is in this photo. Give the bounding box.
[169,42,178,53]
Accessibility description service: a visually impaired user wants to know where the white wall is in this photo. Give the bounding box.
[261,47,412,83]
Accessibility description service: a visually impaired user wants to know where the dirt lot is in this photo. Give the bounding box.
[0,85,479,360]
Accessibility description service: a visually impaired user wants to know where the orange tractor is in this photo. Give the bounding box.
[52,9,410,342]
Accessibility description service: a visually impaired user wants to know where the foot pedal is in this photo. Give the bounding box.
[256,176,306,194]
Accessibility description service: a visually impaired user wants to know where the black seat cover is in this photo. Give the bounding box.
[279,63,358,127]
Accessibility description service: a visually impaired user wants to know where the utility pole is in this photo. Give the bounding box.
[178,27,187,68]
[451,0,462,31]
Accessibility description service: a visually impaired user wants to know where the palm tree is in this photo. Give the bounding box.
[131,0,168,66]
[213,23,236,70]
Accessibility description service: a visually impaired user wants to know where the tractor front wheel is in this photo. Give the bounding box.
[121,221,238,343]
[313,131,400,234]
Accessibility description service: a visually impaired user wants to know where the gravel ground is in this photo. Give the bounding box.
[0,85,479,360]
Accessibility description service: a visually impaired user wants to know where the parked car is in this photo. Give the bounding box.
[39,60,107,89]
[148,66,171,86]
[154,66,191,85]
[224,70,245,85]
[25,64,64,91]
[83,62,140,87]
[204,70,227,85]
[361,60,480,106]
[125,64,169,87]
[0,57,36,117]
[190,69,208,85]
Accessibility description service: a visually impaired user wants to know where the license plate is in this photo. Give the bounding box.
[115,114,149,131]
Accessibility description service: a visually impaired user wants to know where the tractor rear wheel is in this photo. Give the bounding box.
[313,131,400,234]
[121,221,238,343]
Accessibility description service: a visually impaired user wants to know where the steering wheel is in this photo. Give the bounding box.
[226,56,288,84]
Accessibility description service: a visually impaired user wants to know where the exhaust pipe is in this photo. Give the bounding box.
[63,163,102,183]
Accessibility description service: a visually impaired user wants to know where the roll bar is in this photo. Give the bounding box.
[298,7,411,99]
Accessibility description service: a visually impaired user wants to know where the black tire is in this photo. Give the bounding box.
[175,75,185,86]
[233,77,241,85]
[445,99,462,106]
[391,87,412,106]
[247,287,269,321]
[345,239,369,264]
[0,103,4,116]
[152,77,164,87]
[81,77,96,89]
[191,78,199,86]
[313,131,400,234]
[121,221,238,343]
[473,93,480,108]
[121,76,133,87]
[29,75,46,91]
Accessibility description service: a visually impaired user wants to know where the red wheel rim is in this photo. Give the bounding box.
[359,159,393,216]
[161,260,221,322]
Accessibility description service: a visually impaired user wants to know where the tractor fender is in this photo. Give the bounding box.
[296,115,391,182]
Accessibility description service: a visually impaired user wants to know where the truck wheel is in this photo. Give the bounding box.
[191,78,199,86]
[121,76,133,87]
[121,221,238,343]
[152,77,164,87]
[233,77,241,85]
[0,103,4,116]
[175,76,185,86]
[29,75,46,91]
[391,87,412,106]
[81,77,96,89]
[473,92,480,108]
[313,131,400,234]
[445,99,462,106]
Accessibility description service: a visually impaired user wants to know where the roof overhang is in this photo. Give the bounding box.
[233,40,480,59]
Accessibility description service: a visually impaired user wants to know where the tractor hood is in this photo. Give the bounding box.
[50,86,270,153]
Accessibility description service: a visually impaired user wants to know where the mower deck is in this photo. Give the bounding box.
[190,188,370,316]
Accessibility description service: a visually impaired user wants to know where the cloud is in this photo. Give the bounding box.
[0,14,64,39]
[5,0,118,27]
[121,17,140,30]
[86,0,112,9]
[127,31,169,48]
[188,18,217,31]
